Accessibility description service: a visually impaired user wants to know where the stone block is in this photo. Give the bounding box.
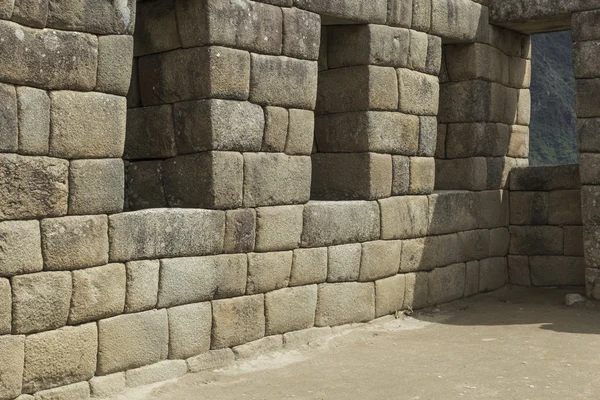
[168,302,212,360]
[397,68,439,116]
[431,0,487,42]
[489,228,510,257]
[445,123,510,158]
[380,196,428,240]
[162,152,243,209]
[250,54,318,109]
[41,215,108,270]
[128,58,140,108]
[0,0,12,19]
[295,0,387,23]
[428,263,466,305]
[243,153,311,207]
[23,323,96,393]
[581,153,600,185]
[158,254,247,308]
[311,153,392,200]
[0,279,9,335]
[509,56,531,89]
[283,326,332,349]
[375,274,406,317]
[315,111,419,155]
[465,260,479,296]
[0,220,42,277]
[530,256,585,287]
[572,9,600,42]
[286,109,314,155]
[109,209,225,261]
[134,0,181,56]
[97,310,169,375]
[425,34,442,76]
[479,257,507,292]
[317,66,398,114]
[412,0,431,31]
[418,116,437,157]
[255,205,303,252]
[444,43,506,84]
[125,161,167,210]
[458,229,490,261]
[187,348,234,373]
[0,154,68,220]
[517,89,531,125]
[508,255,530,286]
[392,156,410,195]
[578,118,600,153]
[16,87,49,156]
[126,360,187,388]
[507,125,529,158]
[232,336,283,360]
[283,7,320,60]
[265,285,318,335]
[404,272,428,309]
[247,252,292,294]
[573,41,600,79]
[139,46,250,106]
[327,243,361,282]
[0,20,98,90]
[174,99,264,153]
[509,226,564,256]
[12,272,71,334]
[46,0,135,34]
[70,263,126,324]
[387,0,412,27]
[96,35,133,95]
[32,382,90,400]
[576,78,600,118]
[548,190,582,225]
[212,294,265,349]
[509,164,580,191]
[409,157,435,194]
[125,260,160,313]
[564,226,584,257]
[584,226,600,269]
[290,248,328,286]
[428,191,479,235]
[435,158,488,191]
[0,334,23,400]
[89,373,125,398]
[359,241,402,282]
[224,209,256,254]
[409,29,428,71]
[262,107,288,152]
[436,123,447,158]
[69,159,124,215]
[509,191,548,225]
[327,25,410,68]
[315,282,375,326]
[124,105,176,159]
[400,237,435,272]
[439,81,516,124]
[0,83,17,153]
[301,201,381,247]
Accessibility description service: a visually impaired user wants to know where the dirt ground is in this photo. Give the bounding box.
[112,286,600,400]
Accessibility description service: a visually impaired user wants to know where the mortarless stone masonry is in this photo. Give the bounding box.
[0,0,597,398]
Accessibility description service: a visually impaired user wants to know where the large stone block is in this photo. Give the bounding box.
[265,285,318,335]
[0,336,24,400]
[444,43,506,84]
[530,256,585,287]
[295,0,387,23]
[255,205,303,252]
[158,254,247,308]
[572,9,600,42]
[41,215,108,271]
[124,105,176,160]
[508,255,530,286]
[576,78,600,118]
[125,360,187,388]
[431,0,487,42]
[22,323,97,393]
[211,295,265,349]
[46,0,135,34]
[0,154,68,220]
[581,153,600,185]
[247,251,292,294]
[0,83,17,153]
[408,29,428,71]
[479,257,507,292]
[579,118,600,153]
[139,46,250,106]
[49,91,126,158]
[359,241,402,282]
[262,106,288,152]
[168,302,212,360]
[387,0,412,27]
[400,237,436,272]
[134,0,181,57]
[509,191,548,225]
[435,157,488,191]
[564,226,584,257]
[428,263,466,305]
[458,229,490,261]
[125,260,159,313]
[109,209,225,261]
[33,382,90,400]
[96,35,134,96]
[509,164,580,191]
[282,7,321,60]
[97,310,169,375]
[290,248,328,286]
[69,159,124,215]
[163,152,243,209]
[418,116,437,157]
[445,123,510,158]
[573,40,600,79]
[0,278,9,334]
[125,161,167,210]
[392,155,410,195]
[301,201,381,247]
[243,153,311,207]
[397,68,439,116]
[12,271,71,334]
[315,282,375,326]
[16,86,49,156]
[465,260,480,296]
[0,220,42,277]
[548,190,581,225]
[404,272,429,309]
[375,274,405,317]
[69,263,126,324]
[509,226,564,256]
[584,225,600,269]
[327,243,361,282]
[428,191,479,235]
[224,209,256,254]
[409,157,435,194]
[311,153,392,200]
[380,195,428,240]
[285,109,315,156]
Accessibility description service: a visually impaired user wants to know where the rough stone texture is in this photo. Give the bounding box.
[315,283,375,327]
[125,260,160,313]
[247,252,292,295]
[69,159,124,215]
[489,228,510,257]
[89,373,125,399]
[286,109,315,155]
[255,205,303,252]
[428,191,479,236]
[392,155,411,195]
[0,220,42,277]
[508,255,531,286]
[0,335,24,400]
[375,274,406,317]
[125,161,167,210]
[0,83,17,153]
[509,165,580,191]
[509,191,548,225]
[187,349,235,373]
[126,360,187,388]
[97,35,134,95]
[435,158,488,191]
[388,0,413,27]
[428,264,467,305]
[69,263,126,324]
[465,260,480,296]
[509,226,564,256]
[32,382,90,400]
[548,190,582,226]
[479,258,508,292]
[564,226,584,257]
[290,248,328,286]
[0,278,10,335]
[0,154,68,220]
[16,86,49,156]
[46,0,135,35]
[397,69,439,116]
[327,244,361,282]
[380,195,429,240]
[359,241,402,282]
[211,295,265,349]
[265,285,318,335]
[12,272,71,334]
[530,256,585,287]
[262,107,289,152]
[431,0,488,42]
[134,0,181,57]
[282,7,321,60]
[232,336,284,360]
[125,105,176,159]
[404,272,429,309]
[41,215,109,271]
[295,0,387,23]
[97,310,169,375]
[224,209,256,254]
[168,302,212,360]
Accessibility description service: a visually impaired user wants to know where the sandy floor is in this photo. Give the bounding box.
[111,286,600,400]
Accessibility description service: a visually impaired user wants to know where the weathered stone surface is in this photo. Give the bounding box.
[266,285,318,335]
[46,0,135,34]
[97,35,133,95]
[548,190,581,225]
[579,118,600,153]
[584,226,600,269]
[286,109,314,155]
[0,335,23,400]
[23,323,97,393]
[134,0,181,57]
[508,255,530,286]
[530,256,585,287]
[0,0,13,19]
[109,209,225,261]
[41,215,108,270]
[465,260,480,296]
[162,152,243,209]
[16,86,49,156]
[283,326,332,349]
[409,29,428,71]
[581,153,600,185]
[126,360,187,388]
[125,161,167,210]
[0,154,68,220]
[509,226,564,256]
[32,382,90,400]
[431,0,487,42]
[418,116,437,157]
[428,263,466,305]
[262,106,289,152]
[359,241,402,282]
[564,226,584,257]
[89,373,125,399]
[509,191,548,225]
[479,257,507,292]
[70,263,126,324]
[97,309,169,375]
[283,7,320,60]
[232,336,283,360]
[125,260,159,313]
[168,302,212,360]
[12,271,71,334]
[255,205,303,252]
[49,91,126,158]
[397,68,439,116]
[187,349,234,373]
[158,254,247,308]
[327,243,361,282]
[428,191,479,235]
[243,153,311,207]
[212,295,265,349]
[375,274,405,317]
[576,78,600,118]
[404,272,429,309]
[0,83,17,153]
[489,228,510,257]
[69,159,124,215]
[124,105,176,160]
[387,0,412,27]
[392,156,410,195]
[224,209,256,254]
[409,157,436,194]
[247,251,292,294]
[400,237,435,272]
[507,125,529,158]
[295,0,387,23]
[435,158,488,191]
[0,278,9,335]
[444,43,506,84]
[572,9,600,42]
[289,248,327,286]
[445,123,510,158]
[315,282,375,327]
[509,164,580,191]
[302,201,381,247]
[517,89,531,125]
[0,220,42,277]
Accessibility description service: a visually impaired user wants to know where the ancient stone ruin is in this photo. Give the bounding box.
[0,0,599,398]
